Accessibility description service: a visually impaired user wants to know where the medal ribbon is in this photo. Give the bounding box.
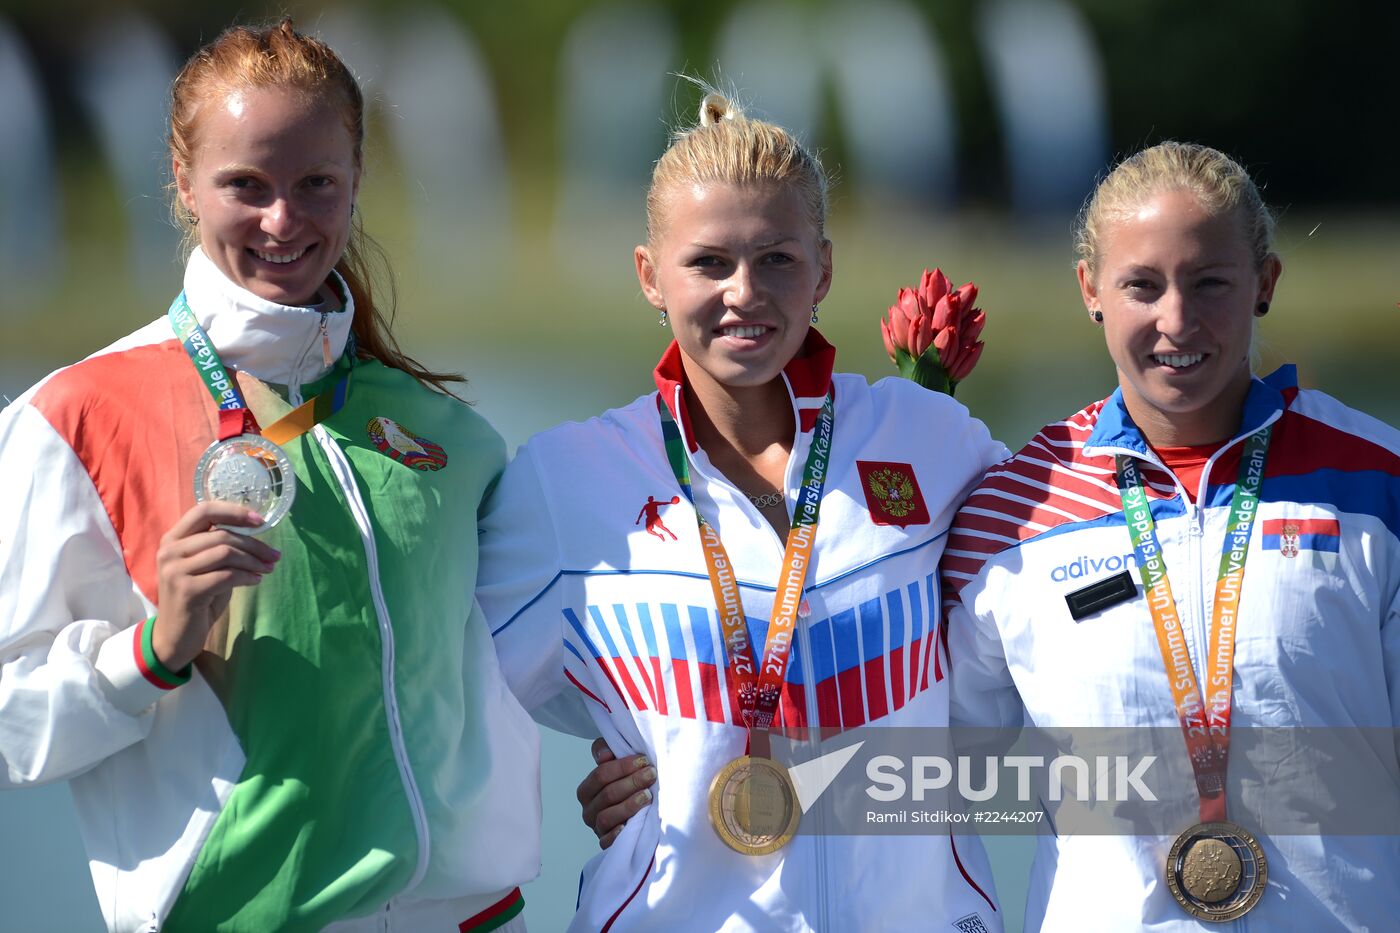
[659,390,834,756]
[168,293,350,445]
[1116,426,1271,822]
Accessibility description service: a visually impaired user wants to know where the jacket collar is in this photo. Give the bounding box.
[181,247,355,388]
[651,328,837,451]
[1083,364,1299,458]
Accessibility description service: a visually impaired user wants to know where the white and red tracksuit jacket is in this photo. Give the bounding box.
[943,366,1400,932]
[479,332,1011,932]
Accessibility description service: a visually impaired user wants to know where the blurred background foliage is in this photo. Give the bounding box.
[0,1,1396,930]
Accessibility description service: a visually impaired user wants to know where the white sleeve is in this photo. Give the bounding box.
[945,584,1023,732]
[1384,553,1400,733]
[477,443,593,735]
[0,401,176,787]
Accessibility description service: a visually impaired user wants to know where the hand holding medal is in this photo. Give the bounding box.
[152,499,281,672]
[152,291,356,670]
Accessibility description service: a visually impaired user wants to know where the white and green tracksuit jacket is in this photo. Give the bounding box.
[0,249,540,932]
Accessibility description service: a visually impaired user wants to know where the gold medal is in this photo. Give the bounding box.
[708,756,800,856]
[1165,820,1267,922]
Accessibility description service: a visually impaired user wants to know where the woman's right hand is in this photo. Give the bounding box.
[153,501,280,671]
[577,737,657,848]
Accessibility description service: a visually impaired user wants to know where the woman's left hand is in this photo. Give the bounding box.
[576,737,657,849]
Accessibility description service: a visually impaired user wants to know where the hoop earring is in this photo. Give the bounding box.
[1256,301,1270,316]
[658,308,669,327]
[810,304,819,324]
[1092,310,1103,323]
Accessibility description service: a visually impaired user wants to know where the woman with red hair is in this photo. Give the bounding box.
[0,20,537,932]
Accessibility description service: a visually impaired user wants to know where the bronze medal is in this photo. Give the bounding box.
[708,755,800,856]
[1116,439,1275,923]
[1166,820,1267,922]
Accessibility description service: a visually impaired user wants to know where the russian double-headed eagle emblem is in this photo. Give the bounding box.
[856,460,930,527]
[866,468,917,518]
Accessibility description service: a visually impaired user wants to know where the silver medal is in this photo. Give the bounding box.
[193,434,296,535]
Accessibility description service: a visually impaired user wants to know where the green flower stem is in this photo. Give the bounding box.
[894,347,955,396]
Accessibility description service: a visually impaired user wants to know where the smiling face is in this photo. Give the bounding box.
[635,181,832,396]
[175,85,359,307]
[1077,188,1282,446]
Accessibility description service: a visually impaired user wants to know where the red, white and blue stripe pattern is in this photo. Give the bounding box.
[943,403,1177,594]
[559,573,944,732]
[945,366,1400,597]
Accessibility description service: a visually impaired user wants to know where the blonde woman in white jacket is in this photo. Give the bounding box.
[479,91,1008,932]
[943,142,1400,931]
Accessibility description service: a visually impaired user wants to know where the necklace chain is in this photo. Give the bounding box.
[746,490,785,509]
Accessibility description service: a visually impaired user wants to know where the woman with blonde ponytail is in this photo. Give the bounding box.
[0,19,537,932]
[478,89,1006,931]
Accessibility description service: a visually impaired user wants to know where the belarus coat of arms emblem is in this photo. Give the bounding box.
[366,417,449,471]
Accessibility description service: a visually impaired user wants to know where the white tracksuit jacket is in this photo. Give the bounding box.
[479,333,1011,932]
[943,366,1400,932]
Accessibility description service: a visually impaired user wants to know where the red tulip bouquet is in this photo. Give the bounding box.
[879,268,985,396]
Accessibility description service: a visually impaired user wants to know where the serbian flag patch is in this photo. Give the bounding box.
[1263,518,1340,558]
[857,460,930,527]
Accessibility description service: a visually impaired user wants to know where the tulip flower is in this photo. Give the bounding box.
[880,267,986,396]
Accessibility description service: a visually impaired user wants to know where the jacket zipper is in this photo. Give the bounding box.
[288,312,328,386]
[312,423,433,895]
[1180,411,1283,708]
[319,314,333,367]
[784,402,832,932]
[795,617,829,930]
[1120,448,1212,709]
[289,364,433,902]
[1097,412,1284,933]
[1197,420,1280,933]
[677,384,832,929]
[1186,496,1207,695]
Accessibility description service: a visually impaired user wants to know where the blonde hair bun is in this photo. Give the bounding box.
[698,92,742,127]
[644,82,828,242]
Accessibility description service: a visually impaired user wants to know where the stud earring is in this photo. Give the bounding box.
[1092,310,1103,323]
[658,308,669,327]
[810,304,819,324]
[1256,301,1270,316]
